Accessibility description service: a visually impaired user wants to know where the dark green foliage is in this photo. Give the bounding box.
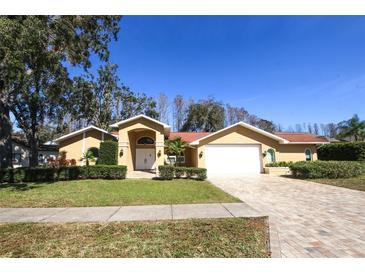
[80,165,127,180]
[0,165,127,183]
[174,167,185,178]
[337,114,365,141]
[57,166,81,180]
[87,147,99,158]
[290,161,364,179]
[181,97,225,132]
[265,161,293,167]
[0,168,26,183]
[256,119,277,133]
[116,85,159,121]
[1,16,121,167]
[158,166,207,181]
[98,141,118,165]
[189,167,207,180]
[158,166,175,180]
[317,142,365,161]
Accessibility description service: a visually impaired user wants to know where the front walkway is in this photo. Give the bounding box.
[126,170,156,179]
[0,203,262,223]
[209,175,365,258]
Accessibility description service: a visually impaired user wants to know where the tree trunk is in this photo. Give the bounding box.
[28,135,39,167]
[0,100,13,168]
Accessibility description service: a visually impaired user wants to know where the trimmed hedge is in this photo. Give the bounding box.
[158,165,175,180]
[0,165,127,183]
[317,142,365,161]
[80,165,127,179]
[98,141,118,165]
[290,161,364,179]
[158,166,207,181]
[265,161,293,167]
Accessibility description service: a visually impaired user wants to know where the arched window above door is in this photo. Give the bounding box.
[137,136,155,145]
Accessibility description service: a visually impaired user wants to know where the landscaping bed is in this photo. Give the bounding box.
[310,174,365,192]
[0,179,239,207]
[0,217,269,258]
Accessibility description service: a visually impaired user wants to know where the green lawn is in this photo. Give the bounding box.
[0,179,239,207]
[311,174,365,192]
[0,218,269,258]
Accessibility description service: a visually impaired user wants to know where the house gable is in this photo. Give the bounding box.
[196,123,282,149]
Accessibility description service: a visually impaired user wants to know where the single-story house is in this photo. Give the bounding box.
[54,115,329,177]
[12,136,59,168]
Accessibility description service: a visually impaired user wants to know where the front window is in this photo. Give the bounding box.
[305,148,312,161]
[38,154,44,164]
[177,155,185,164]
[167,155,176,165]
[166,154,185,165]
[267,148,276,164]
[137,137,155,145]
[12,153,22,165]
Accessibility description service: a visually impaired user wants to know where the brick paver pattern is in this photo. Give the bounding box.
[209,175,365,258]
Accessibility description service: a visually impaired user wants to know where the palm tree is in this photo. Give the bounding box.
[165,137,187,166]
[337,114,365,141]
[82,150,96,166]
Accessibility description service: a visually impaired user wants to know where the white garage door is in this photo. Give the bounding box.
[205,145,262,177]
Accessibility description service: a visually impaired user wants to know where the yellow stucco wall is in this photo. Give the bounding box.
[277,144,318,162]
[194,125,318,169]
[117,117,165,172]
[58,134,84,165]
[58,129,115,165]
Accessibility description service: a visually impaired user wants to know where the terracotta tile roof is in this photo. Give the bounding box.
[274,132,328,143]
[168,132,212,143]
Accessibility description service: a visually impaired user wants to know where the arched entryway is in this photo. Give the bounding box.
[136,136,156,170]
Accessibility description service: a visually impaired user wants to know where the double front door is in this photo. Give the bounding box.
[136,148,156,170]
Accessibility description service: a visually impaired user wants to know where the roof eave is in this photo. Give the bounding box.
[189,122,289,145]
[110,114,170,130]
[282,142,330,145]
[53,126,111,143]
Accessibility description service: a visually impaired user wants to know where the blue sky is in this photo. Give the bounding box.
[100,16,365,129]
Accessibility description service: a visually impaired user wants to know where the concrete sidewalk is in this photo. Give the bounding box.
[0,203,263,223]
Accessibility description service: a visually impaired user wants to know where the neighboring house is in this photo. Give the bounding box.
[12,137,59,168]
[54,115,329,177]
[53,126,118,165]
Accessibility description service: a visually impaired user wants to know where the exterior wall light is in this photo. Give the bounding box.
[157,150,161,158]
[199,151,203,158]
[119,149,123,157]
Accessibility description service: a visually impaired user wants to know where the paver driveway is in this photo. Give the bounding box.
[209,175,365,258]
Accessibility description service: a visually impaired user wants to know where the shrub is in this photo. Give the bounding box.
[174,167,186,178]
[0,165,127,183]
[290,161,363,179]
[317,142,365,161]
[265,161,293,167]
[0,168,26,183]
[57,166,81,180]
[98,141,118,165]
[158,166,207,181]
[24,167,56,181]
[158,165,175,180]
[58,151,68,166]
[191,167,207,180]
[80,165,127,180]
